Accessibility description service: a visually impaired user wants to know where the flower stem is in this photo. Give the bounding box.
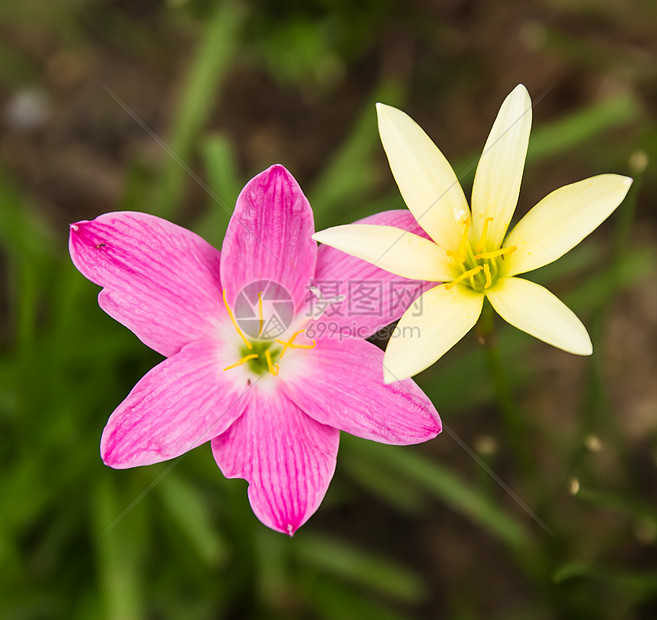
[476,301,532,470]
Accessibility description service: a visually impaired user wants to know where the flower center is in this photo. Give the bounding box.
[444,216,516,292]
[221,290,315,376]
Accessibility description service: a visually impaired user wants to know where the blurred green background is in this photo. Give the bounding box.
[1,1,657,618]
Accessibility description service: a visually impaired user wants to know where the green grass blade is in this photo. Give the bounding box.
[151,2,244,219]
[309,81,403,228]
[344,438,529,550]
[156,472,228,568]
[91,476,145,620]
[294,533,425,603]
[195,133,243,244]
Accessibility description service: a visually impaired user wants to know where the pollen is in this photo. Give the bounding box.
[265,349,279,376]
[444,266,483,291]
[443,214,515,292]
[483,263,492,288]
[258,291,264,337]
[223,354,259,371]
[456,216,471,263]
[222,298,315,376]
[476,217,494,253]
[473,246,517,260]
[276,329,316,360]
[223,290,252,350]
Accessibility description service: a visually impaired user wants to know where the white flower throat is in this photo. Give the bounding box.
[222,290,315,376]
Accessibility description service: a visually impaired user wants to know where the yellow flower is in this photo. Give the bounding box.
[313,85,633,383]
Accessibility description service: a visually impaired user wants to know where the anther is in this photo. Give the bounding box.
[223,354,258,371]
[456,217,471,263]
[265,350,279,376]
[483,264,492,289]
[258,292,264,337]
[473,246,517,261]
[444,266,483,291]
[476,217,494,253]
[276,329,316,360]
[223,290,252,350]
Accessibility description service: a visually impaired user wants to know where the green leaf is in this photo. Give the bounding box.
[254,527,292,608]
[90,476,145,620]
[309,81,403,228]
[195,133,243,244]
[576,486,657,521]
[554,562,657,594]
[453,92,640,184]
[527,93,640,163]
[293,533,425,603]
[302,575,411,620]
[156,472,228,568]
[343,438,529,550]
[151,1,244,219]
[342,454,424,513]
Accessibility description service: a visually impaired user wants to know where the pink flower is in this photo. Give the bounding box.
[69,164,441,535]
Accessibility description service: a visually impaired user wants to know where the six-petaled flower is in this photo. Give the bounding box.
[313,85,633,383]
[69,165,441,535]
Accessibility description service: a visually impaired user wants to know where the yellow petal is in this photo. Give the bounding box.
[313,224,454,281]
[503,174,633,277]
[383,284,484,382]
[485,277,592,355]
[471,85,532,249]
[376,103,470,251]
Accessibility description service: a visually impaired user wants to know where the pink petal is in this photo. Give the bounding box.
[220,165,317,311]
[280,338,441,444]
[308,210,434,340]
[101,340,249,468]
[211,388,339,535]
[69,212,224,358]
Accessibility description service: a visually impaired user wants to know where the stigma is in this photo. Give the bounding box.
[444,216,516,292]
[221,291,315,376]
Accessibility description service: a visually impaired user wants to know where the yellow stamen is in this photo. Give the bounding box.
[444,266,483,291]
[276,329,316,360]
[223,290,252,350]
[223,354,258,371]
[473,245,517,261]
[265,349,279,376]
[476,217,494,253]
[258,292,264,336]
[456,217,471,262]
[483,263,492,289]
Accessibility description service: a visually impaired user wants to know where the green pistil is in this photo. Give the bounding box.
[446,216,515,292]
[449,248,513,292]
[241,341,282,375]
